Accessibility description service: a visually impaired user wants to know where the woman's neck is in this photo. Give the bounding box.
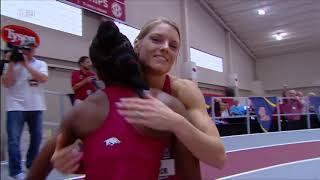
[144,73,167,89]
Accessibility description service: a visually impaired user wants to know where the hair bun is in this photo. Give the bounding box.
[89,21,149,97]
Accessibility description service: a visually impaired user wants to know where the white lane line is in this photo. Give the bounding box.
[1,160,25,165]
[64,175,86,180]
[218,157,320,180]
[222,128,320,139]
[227,139,320,153]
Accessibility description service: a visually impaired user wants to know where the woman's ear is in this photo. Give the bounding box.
[133,39,140,53]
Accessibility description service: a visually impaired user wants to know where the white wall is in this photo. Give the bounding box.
[230,38,255,90]
[256,50,320,91]
[1,12,100,62]
[188,0,255,90]
[126,0,181,28]
[188,0,228,86]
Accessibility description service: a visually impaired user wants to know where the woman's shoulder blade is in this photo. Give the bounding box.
[71,90,109,138]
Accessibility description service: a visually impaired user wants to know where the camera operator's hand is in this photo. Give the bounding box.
[20,54,31,67]
[20,54,48,83]
[2,52,15,87]
[3,52,12,61]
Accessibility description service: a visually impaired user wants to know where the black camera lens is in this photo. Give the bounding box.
[6,42,31,62]
[10,48,24,62]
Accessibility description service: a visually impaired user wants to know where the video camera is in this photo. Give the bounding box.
[5,40,36,62]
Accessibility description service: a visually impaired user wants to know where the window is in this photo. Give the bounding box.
[114,21,140,45]
[1,0,82,36]
[190,47,223,72]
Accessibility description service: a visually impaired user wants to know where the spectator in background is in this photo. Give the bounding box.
[1,41,48,179]
[296,91,307,113]
[281,90,303,120]
[229,99,246,116]
[281,84,289,104]
[306,92,319,127]
[308,92,316,112]
[220,102,230,118]
[214,98,221,117]
[213,98,230,117]
[280,90,303,130]
[296,91,304,101]
[221,87,236,109]
[71,56,98,105]
[213,98,229,124]
[282,84,288,97]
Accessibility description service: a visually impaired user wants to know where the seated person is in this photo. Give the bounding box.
[220,102,230,118]
[27,21,199,180]
[229,100,246,116]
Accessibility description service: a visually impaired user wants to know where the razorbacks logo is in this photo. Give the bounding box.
[104,137,121,146]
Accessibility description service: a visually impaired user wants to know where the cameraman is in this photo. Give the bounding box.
[1,43,48,179]
[71,56,97,105]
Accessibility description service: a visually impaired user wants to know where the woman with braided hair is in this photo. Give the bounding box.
[27,20,201,180]
[29,17,226,180]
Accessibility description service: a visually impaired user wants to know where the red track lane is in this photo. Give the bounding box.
[201,141,320,179]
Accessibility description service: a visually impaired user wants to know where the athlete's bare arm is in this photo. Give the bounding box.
[171,77,226,168]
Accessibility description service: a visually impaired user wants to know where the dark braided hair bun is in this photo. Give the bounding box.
[89,20,149,98]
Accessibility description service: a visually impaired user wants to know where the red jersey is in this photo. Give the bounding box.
[71,70,97,100]
[82,85,170,180]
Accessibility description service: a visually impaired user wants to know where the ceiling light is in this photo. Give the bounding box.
[257,9,266,15]
[273,33,287,41]
[275,35,283,40]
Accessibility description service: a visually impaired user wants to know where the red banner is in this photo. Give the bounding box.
[1,25,40,46]
[61,0,125,21]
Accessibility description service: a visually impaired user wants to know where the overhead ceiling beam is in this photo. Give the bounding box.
[198,0,257,61]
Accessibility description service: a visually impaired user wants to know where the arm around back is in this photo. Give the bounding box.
[28,91,109,178]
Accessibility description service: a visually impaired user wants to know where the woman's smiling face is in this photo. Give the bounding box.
[135,23,180,75]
